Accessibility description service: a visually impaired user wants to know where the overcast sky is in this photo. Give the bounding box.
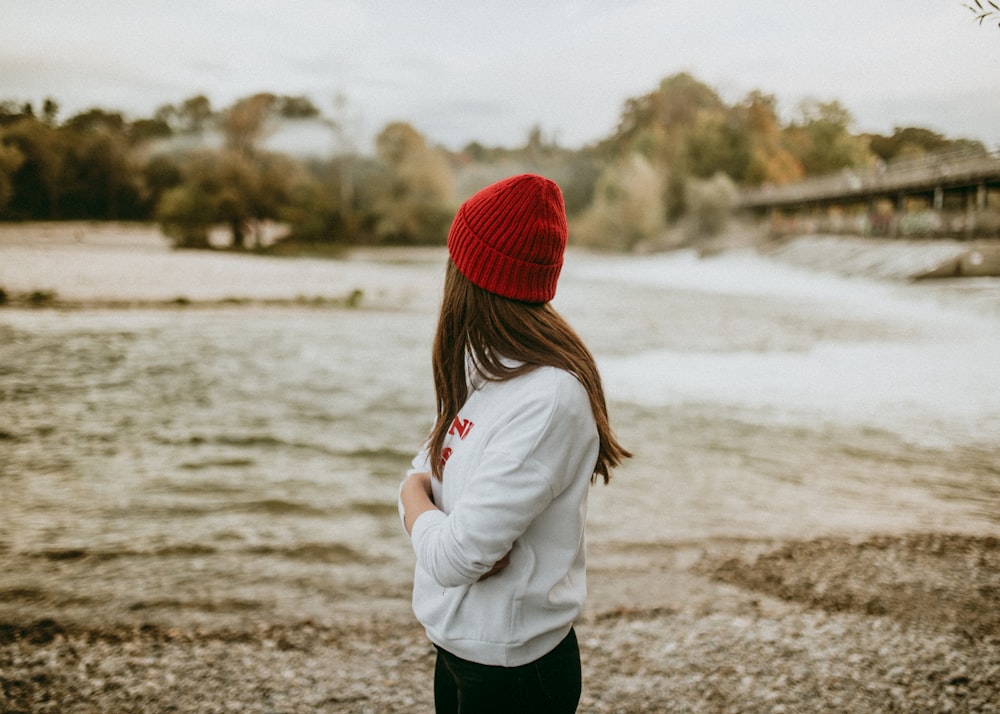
[2,1,998,153]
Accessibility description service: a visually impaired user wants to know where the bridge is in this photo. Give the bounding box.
[738,149,1000,242]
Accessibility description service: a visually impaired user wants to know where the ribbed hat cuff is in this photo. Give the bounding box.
[448,208,561,303]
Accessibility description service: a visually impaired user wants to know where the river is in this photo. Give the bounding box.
[1,224,997,628]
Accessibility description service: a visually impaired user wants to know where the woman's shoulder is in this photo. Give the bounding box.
[475,366,597,457]
[502,365,589,409]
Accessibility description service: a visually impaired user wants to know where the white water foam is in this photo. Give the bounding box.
[599,338,1000,448]
[567,248,1000,447]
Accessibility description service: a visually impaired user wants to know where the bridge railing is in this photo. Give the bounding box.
[739,148,1000,208]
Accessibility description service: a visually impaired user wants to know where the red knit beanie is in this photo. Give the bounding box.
[447,173,567,303]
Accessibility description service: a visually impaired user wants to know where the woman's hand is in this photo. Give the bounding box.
[478,550,512,581]
[400,471,438,534]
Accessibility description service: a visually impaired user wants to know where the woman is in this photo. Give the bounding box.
[399,173,630,713]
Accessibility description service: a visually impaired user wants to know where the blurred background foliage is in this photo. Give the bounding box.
[0,73,988,251]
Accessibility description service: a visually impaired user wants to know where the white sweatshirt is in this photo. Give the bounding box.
[403,364,599,667]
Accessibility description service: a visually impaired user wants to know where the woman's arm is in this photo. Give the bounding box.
[401,470,510,580]
[400,471,438,535]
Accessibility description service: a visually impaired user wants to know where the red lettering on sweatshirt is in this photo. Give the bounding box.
[440,447,453,468]
[448,417,474,440]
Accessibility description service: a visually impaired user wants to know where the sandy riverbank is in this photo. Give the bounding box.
[2,533,997,713]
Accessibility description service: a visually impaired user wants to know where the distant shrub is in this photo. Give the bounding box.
[571,154,665,251]
[27,290,57,306]
[683,172,737,241]
[346,288,364,308]
[157,185,213,248]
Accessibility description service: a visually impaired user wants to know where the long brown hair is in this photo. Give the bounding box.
[429,260,631,484]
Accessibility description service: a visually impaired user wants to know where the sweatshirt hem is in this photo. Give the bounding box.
[425,622,573,668]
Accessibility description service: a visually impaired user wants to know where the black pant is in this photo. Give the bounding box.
[433,628,581,714]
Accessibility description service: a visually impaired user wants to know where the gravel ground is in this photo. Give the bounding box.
[2,533,998,713]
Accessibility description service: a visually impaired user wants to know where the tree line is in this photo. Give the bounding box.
[0,74,987,251]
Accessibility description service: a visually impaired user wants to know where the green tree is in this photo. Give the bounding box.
[64,107,125,134]
[60,108,140,218]
[276,95,321,119]
[782,100,871,175]
[289,154,381,244]
[138,154,183,216]
[128,118,173,146]
[251,151,315,246]
[155,95,214,134]
[157,149,253,248]
[41,98,59,125]
[156,182,217,248]
[0,100,26,127]
[0,116,65,218]
[157,147,313,248]
[867,127,986,162]
[0,140,25,214]
[685,112,751,181]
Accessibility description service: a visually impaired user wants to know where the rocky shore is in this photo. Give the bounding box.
[2,532,997,713]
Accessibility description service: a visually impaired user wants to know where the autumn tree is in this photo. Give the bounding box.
[600,73,736,222]
[611,72,726,156]
[220,93,321,156]
[734,91,803,186]
[372,122,454,244]
[222,93,278,156]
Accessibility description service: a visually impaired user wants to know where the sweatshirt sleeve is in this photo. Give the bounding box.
[399,447,432,529]
[410,372,598,588]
